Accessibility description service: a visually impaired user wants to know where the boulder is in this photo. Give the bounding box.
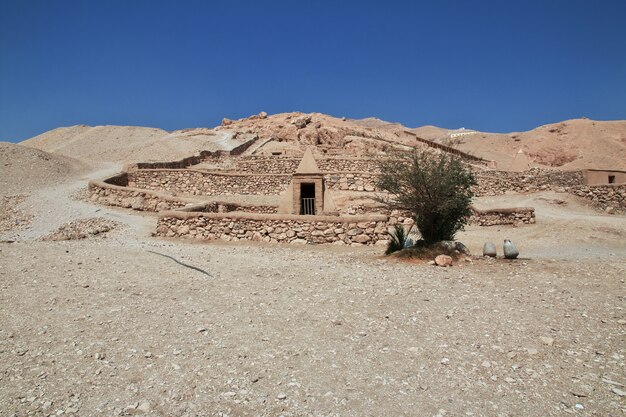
[483,241,497,257]
[353,234,371,244]
[221,118,233,126]
[503,239,519,259]
[293,116,312,129]
[435,255,453,267]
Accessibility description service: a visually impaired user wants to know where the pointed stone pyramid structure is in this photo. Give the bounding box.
[508,149,531,172]
[295,147,321,174]
[277,148,335,215]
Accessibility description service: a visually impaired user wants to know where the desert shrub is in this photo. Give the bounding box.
[377,149,476,244]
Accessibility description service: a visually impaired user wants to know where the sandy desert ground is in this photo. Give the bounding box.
[1,120,625,416]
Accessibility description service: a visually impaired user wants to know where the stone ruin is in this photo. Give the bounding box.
[88,141,625,245]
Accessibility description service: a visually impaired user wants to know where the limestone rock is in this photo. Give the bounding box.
[435,255,453,267]
[293,116,312,129]
[353,234,371,244]
[483,241,497,257]
[503,239,519,259]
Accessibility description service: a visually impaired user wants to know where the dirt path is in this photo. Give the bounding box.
[463,191,626,260]
[0,165,154,242]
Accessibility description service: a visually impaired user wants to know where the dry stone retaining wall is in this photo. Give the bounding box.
[475,169,584,196]
[324,173,377,192]
[89,180,277,214]
[469,207,535,226]
[231,156,380,174]
[89,180,191,212]
[128,170,291,196]
[569,184,626,214]
[156,212,389,245]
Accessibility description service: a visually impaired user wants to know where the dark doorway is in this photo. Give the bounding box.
[608,175,616,184]
[300,183,316,215]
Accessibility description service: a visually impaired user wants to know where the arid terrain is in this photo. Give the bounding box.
[1,113,625,416]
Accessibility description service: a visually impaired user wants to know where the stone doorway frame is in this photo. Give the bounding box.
[292,173,324,216]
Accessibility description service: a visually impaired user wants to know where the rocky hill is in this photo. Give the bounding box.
[436,118,626,170]
[18,113,626,170]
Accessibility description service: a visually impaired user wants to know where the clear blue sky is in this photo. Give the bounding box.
[1,0,625,142]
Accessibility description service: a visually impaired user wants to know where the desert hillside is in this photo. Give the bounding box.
[21,125,253,165]
[0,142,88,196]
[18,114,626,170]
[218,112,419,156]
[442,118,626,170]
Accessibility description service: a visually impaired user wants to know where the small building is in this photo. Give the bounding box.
[277,148,336,215]
[508,149,531,172]
[583,169,626,185]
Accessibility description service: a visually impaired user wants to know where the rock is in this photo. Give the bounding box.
[611,387,626,397]
[404,237,414,249]
[540,336,554,346]
[221,118,233,126]
[290,238,308,245]
[454,241,470,255]
[440,358,450,365]
[352,234,371,244]
[293,116,312,129]
[503,239,519,259]
[483,241,497,257]
[137,401,150,412]
[258,111,268,119]
[435,255,453,267]
[276,393,287,400]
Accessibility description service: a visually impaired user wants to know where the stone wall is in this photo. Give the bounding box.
[89,180,192,212]
[469,207,535,226]
[569,184,626,214]
[130,137,257,170]
[339,206,536,228]
[127,169,381,196]
[475,169,584,196]
[104,172,129,187]
[127,170,292,196]
[232,156,380,174]
[324,173,377,192]
[155,212,390,245]
[89,180,278,213]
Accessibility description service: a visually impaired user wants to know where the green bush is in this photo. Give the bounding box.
[377,149,476,244]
